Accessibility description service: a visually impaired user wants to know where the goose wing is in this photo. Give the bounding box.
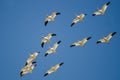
[70,41,81,47]
[54,62,64,70]
[53,41,61,50]
[45,20,48,26]
[44,68,54,76]
[44,16,53,26]
[106,32,116,40]
[45,48,53,56]
[71,17,80,27]
[51,12,61,18]
[41,37,49,47]
[101,2,110,12]
[92,11,102,16]
[81,37,91,45]
[97,39,105,44]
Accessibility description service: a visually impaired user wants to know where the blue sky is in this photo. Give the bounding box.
[0,0,120,80]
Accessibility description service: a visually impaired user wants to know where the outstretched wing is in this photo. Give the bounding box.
[106,32,116,40]
[97,39,105,44]
[53,41,61,50]
[101,2,110,12]
[92,11,101,16]
[45,20,48,26]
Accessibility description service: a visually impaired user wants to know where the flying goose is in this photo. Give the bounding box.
[45,41,61,57]
[45,12,61,26]
[44,62,64,77]
[97,32,116,44]
[92,2,110,16]
[20,62,37,77]
[70,37,91,47]
[71,13,87,27]
[25,52,40,66]
[41,33,56,48]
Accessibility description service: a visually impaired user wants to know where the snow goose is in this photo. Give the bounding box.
[45,41,61,57]
[44,62,64,77]
[25,52,40,66]
[71,13,87,27]
[20,62,37,77]
[41,33,56,48]
[97,32,116,44]
[92,2,110,16]
[45,12,61,26]
[70,37,91,47]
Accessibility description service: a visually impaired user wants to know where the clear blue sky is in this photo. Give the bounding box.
[0,0,120,80]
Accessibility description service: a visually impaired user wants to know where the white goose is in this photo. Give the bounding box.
[25,52,40,66]
[41,33,56,48]
[45,41,61,57]
[70,37,91,47]
[45,12,61,26]
[71,13,87,27]
[20,61,37,77]
[92,2,110,16]
[44,62,64,77]
[97,32,116,44]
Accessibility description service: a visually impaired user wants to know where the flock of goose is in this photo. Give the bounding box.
[20,1,117,78]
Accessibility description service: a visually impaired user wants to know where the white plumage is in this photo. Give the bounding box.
[44,62,64,77]
[41,33,56,48]
[20,61,37,77]
[71,13,87,27]
[92,2,110,16]
[25,52,40,66]
[97,32,116,44]
[45,12,61,26]
[45,41,61,57]
[70,37,91,47]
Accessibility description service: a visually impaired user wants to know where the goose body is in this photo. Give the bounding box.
[45,12,61,26]
[71,13,87,27]
[70,37,91,47]
[41,33,56,47]
[45,41,61,57]
[97,32,116,44]
[44,62,64,77]
[20,62,37,77]
[93,2,110,16]
[25,52,40,66]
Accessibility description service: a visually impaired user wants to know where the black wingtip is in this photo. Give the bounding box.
[32,61,37,64]
[106,1,110,6]
[92,14,96,16]
[57,41,61,44]
[56,12,61,15]
[44,73,48,77]
[71,23,75,27]
[52,33,56,36]
[70,44,75,47]
[59,62,64,66]
[45,53,48,57]
[87,37,92,40]
[111,32,116,36]
[20,71,23,77]
[45,21,48,26]
[41,42,44,48]
[96,41,101,44]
